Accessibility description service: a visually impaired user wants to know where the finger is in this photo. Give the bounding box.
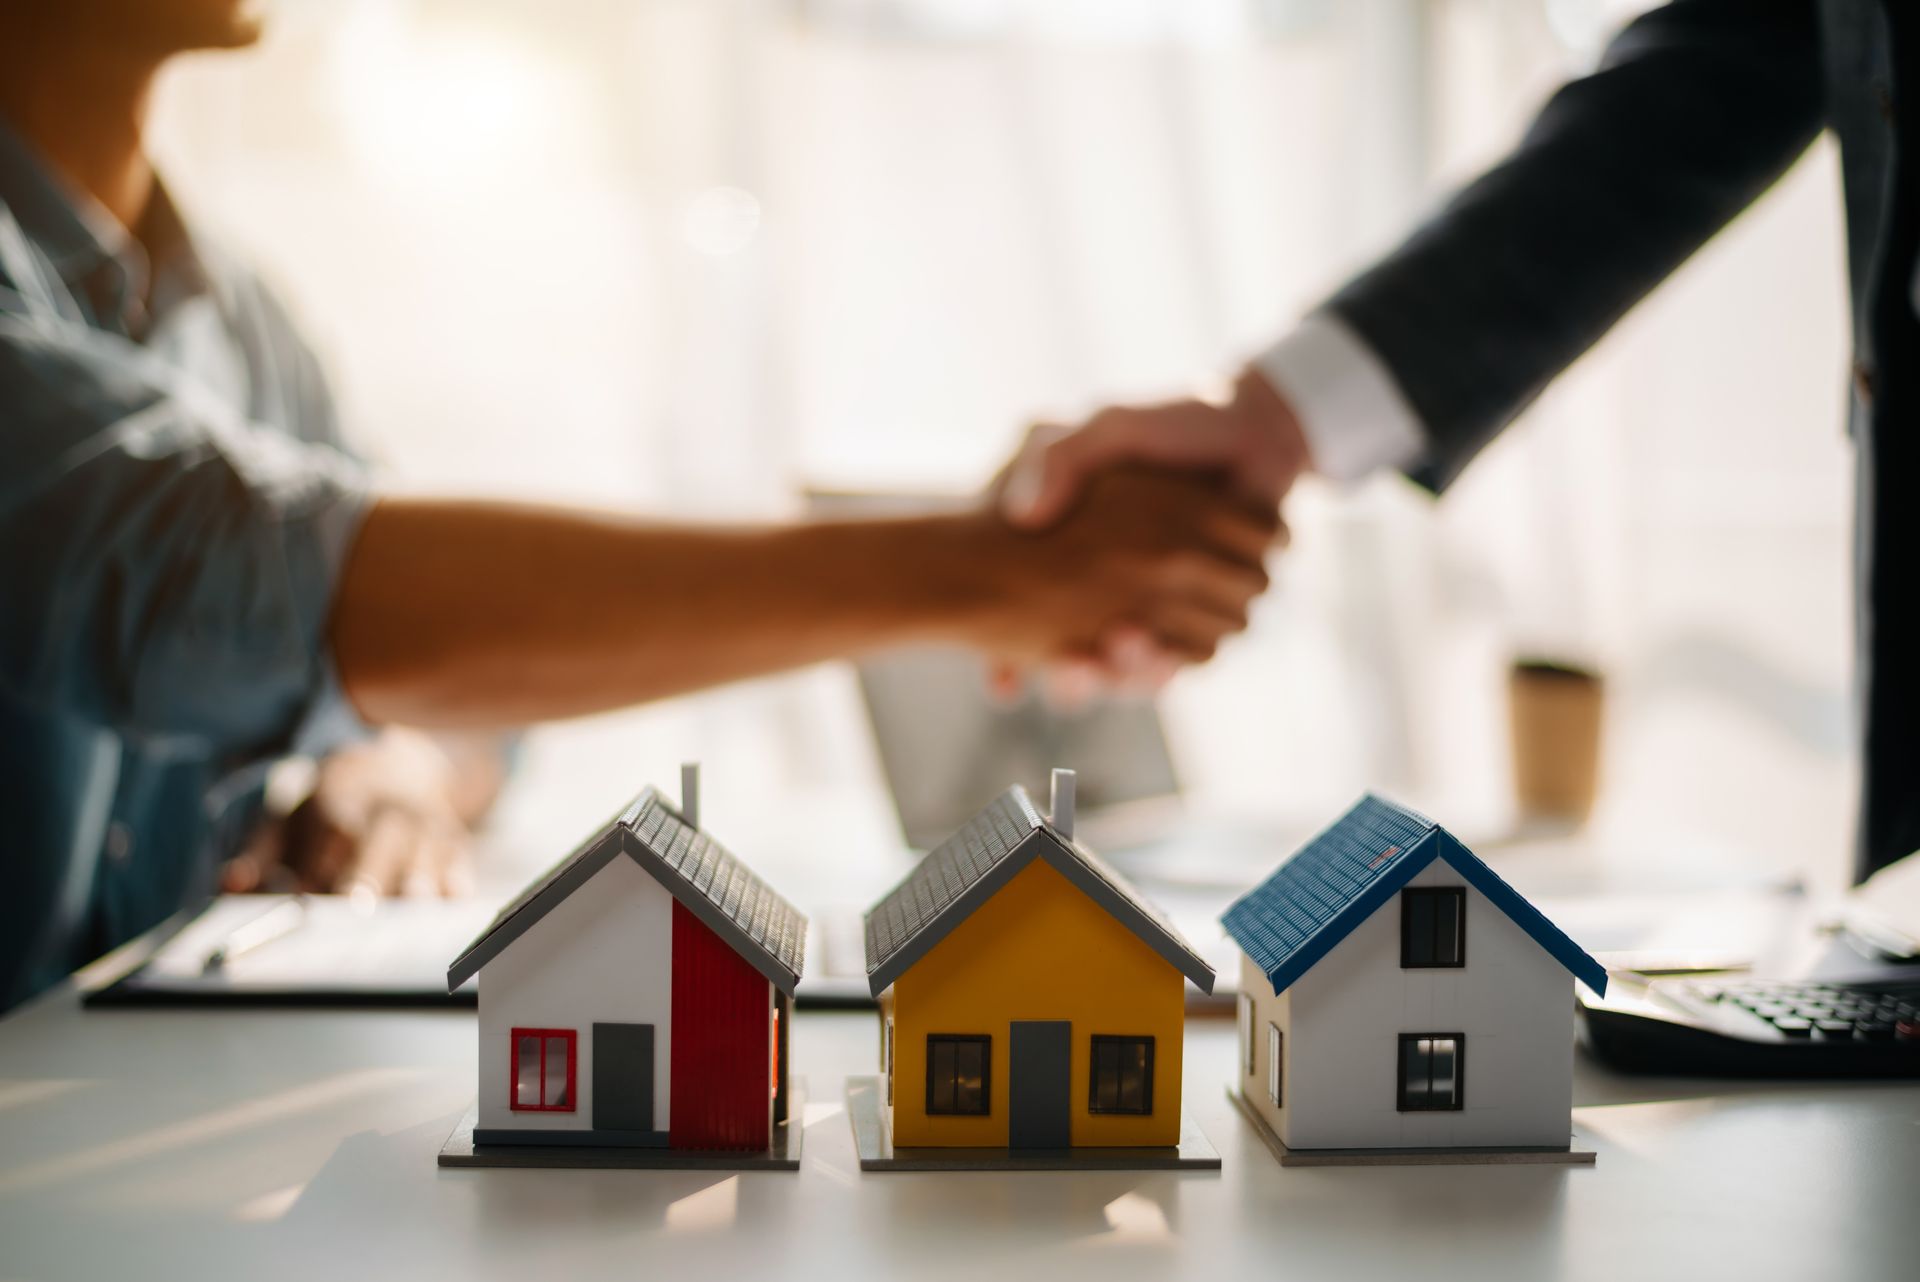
[1096,626,1178,698]
[991,422,1063,505]
[343,806,418,901]
[1139,649,1181,692]
[401,829,445,899]
[1196,500,1284,565]
[1041,658,1105,712]
[1002,434,1102,530]
[1096,625,1158,684]
[221,817,288,894]
[998,423,1071,527]
[298,826,358,895]
[1147,598,1253,664]
[284,795,357,893]
[413,821,471,899]
[282,798,354,892]
[219,859,258,895]
[1160,552,1269,619]
[1105,636,1181,695]
[439,833,477,898]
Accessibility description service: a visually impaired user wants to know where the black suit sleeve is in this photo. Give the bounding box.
[1324,0,1826,492]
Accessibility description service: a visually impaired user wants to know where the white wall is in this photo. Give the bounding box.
[476,850,675,1134]
[1236,951,1291,1144]
[1278,857,1575,1150]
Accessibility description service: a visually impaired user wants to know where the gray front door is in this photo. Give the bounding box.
[592,1022,654,1132]
[1009,1020,1071,1149]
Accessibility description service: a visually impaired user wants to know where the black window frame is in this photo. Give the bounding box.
[1396,1033,1465,1112]
[1400,886,1467,969]
[1087,1035,1155,1115]
[925,1034,991,1116]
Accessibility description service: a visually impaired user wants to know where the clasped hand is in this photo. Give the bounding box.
[991,365,1310,693]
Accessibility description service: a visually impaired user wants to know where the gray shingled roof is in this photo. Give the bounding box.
[447,786,807,994]
[863,786,1214,995]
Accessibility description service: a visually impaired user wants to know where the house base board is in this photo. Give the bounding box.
[437,1078,806,1171]
[1228,1088,1596,1167]
[846,1076,1221,1172]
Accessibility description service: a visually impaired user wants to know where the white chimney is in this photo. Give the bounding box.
[1050,767,1076,840]
[680,762,701,829]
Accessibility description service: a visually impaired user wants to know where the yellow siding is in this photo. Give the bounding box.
[886,858,1187,1147]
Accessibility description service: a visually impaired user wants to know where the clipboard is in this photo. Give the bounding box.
[81,893,492,1008]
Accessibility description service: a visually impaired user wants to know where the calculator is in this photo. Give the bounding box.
[1578,976,1920,1077]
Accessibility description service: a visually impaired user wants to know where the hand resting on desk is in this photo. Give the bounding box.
[222,727,503,899]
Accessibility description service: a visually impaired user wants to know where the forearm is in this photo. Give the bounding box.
[1327,0,1823,491]
[330,497,1001,727]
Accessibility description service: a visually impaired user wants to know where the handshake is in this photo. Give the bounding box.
[961,366,1310,695]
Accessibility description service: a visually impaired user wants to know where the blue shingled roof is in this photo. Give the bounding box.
[1221,795,1607,996]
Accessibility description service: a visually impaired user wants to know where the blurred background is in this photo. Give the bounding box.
[147,0,1853,898]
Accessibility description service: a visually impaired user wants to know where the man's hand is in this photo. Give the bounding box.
[957,468,1279,672]
[1002,365,1312,529]
[987,365,1309,694]
[223,728,503,899]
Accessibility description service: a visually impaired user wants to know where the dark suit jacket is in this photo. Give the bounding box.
[1324,0,1915,882]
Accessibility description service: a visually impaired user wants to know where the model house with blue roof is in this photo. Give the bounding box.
[1221,794,1607,1164]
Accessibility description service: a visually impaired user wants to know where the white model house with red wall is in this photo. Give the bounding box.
[444,767,805,1157]
[1222,794,1607,1163]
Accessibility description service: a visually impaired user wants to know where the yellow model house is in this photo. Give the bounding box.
[864,770,1215,1150]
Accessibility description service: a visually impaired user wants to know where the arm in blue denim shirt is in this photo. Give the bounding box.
[0,310,370,758]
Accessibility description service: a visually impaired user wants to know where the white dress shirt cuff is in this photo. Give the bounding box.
[1254,313,1427,484]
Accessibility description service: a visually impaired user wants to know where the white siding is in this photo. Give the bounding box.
[1276,858,1575,1151]
[476,855,675,1134]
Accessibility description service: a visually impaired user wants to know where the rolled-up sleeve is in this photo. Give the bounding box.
[0,314,372,758]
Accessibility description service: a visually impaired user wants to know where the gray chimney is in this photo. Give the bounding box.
[680,762,701,829]
[1050,767,1076,840]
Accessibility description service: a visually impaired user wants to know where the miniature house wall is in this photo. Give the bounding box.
[448,771,805,1152]
[1225,794,1605,1154]
[476,854,676,1139]
[866,772,1214,1150]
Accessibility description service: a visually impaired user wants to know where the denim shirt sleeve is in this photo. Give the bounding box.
[0,310,374,759]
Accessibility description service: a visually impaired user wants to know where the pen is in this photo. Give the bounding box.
[202,895,308,973]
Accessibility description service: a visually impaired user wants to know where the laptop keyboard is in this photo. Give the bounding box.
[1683,979,1920,1041]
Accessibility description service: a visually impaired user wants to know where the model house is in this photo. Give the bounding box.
[1222,794,1606,1161]
[863,769,1214,1151]
[445,766,805,1155]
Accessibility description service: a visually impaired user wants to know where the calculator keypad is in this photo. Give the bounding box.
[1685,980,1920,1042]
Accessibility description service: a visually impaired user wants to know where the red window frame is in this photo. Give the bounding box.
[509,1027,578,1113]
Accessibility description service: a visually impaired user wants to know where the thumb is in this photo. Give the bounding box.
[1000,424,1080,529]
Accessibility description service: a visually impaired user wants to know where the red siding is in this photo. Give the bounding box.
[670,899,773,1150]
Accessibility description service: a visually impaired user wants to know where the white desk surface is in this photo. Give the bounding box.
[2,987,1917,1282]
